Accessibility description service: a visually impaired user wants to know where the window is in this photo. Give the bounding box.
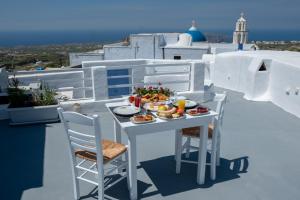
[174,55,181,60]
[259,62,267,71]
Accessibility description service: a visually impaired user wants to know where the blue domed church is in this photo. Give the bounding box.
[186,20,207,42]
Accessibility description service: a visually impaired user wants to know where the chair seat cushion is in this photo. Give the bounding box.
[182,123,214,138]
[75,139,127,163]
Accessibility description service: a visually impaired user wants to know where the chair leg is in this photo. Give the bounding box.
[175,130,183,174]
[125,151,130,191]
[216,133,221,166]
[70,154,80,200]
[210,135,217,181]
[185,137,191,158]
[97,163,104,200]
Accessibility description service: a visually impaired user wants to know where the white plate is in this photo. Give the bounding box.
[173,100,198,109]
[130,116,156,124]
[157,114,186,120]
[113,106,141,116]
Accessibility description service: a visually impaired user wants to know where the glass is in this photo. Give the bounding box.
[177,99,186,110]
[134,96,141,108]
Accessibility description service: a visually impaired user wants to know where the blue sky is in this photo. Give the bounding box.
[1,0,299,32]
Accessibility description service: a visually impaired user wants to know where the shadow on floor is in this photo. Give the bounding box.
[140,152,249,197]
[0,120,46,200]
[80,177,152,200]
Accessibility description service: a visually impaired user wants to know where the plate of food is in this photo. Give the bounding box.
[141,93,169,103]
[187,106,210,116]
[173,100,198,109]
[156,107,186,120]
[130,114,156,124]
[133,86,172,103]
[113,106,141,116]
[143,102,170,112]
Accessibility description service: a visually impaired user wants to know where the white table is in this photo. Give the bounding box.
[106,101,217,200]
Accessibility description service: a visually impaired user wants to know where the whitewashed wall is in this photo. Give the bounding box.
[69,53,104,66]
[12,70,86,99]
[164,48,207,60]
[211,52,300,118]
[268,60,300,118]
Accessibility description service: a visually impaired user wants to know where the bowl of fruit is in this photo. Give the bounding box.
[157,106,185,120]
[133,86,173,103]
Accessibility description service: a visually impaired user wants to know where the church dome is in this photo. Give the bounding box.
[186,20,207,42]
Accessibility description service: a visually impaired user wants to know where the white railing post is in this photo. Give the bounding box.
[190,62,205,92]
[91,66,108,101]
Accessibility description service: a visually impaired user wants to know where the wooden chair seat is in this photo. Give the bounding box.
[182,123,214,138]
[75,139,127,164]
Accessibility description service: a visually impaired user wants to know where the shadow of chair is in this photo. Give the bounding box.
[139,152,249,197]
[80,174,152,200]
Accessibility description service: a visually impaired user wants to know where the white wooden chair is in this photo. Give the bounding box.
[175,92,227,180]
[57,108,129,200]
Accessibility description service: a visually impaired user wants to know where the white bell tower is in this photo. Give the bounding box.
[233,12,248,44]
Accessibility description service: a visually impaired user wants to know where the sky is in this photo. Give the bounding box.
[1,0,300,32]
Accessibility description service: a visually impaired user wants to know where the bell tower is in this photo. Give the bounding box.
[233,12,248,44]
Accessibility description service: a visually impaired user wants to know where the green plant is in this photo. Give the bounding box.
[7,77,57,108]
[33,82,57,106]
[7,75,28,108]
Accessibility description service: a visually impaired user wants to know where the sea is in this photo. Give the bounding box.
[0,29,300,47]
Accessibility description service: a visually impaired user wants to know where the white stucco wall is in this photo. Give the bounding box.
[104,47,135,60]
[268,60,300,118]
[211,50,300,118]
[13,70,85,99]
[69,52,104,66]
[164,48,208,60]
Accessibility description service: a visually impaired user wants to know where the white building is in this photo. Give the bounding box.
[69,15,257,65]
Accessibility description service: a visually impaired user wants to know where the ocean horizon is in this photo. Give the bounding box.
[0,29,300,47]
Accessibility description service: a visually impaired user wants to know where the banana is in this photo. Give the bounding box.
[157,107,177,115]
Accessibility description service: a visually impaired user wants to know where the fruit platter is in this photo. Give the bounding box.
[130,114,156,124]
[132,86,173,103]
[187,106,210,116]
[156,105,185,120]
[143,102,168,112]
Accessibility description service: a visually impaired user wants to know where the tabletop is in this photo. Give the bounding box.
[106,101,218,135]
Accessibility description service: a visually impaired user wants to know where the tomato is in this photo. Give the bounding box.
[177,108,185,115]
[129,96,135,103]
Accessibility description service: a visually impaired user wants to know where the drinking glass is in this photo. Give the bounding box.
[135,96,141,108]
[177,99,186,110]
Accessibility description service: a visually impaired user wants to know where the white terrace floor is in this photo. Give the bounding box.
[2,89,300,200]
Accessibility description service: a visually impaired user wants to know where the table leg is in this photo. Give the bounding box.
[114,120,123,173]
[197,124,208,184]
[114,120,121,143]
[174,130,178,161]
[128,134,137,200]
[175,129,182,174]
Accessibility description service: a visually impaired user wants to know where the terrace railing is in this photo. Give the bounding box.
[91,61,205,100]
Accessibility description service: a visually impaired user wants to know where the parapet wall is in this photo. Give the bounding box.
[210,51,300,118]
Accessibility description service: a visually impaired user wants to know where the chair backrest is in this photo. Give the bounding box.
[214,92,227,128]
[57,107,103,163]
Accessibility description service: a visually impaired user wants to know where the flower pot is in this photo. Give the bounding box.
[8,104,59,125]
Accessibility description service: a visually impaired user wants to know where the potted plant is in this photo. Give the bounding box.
[7,76,59,125]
